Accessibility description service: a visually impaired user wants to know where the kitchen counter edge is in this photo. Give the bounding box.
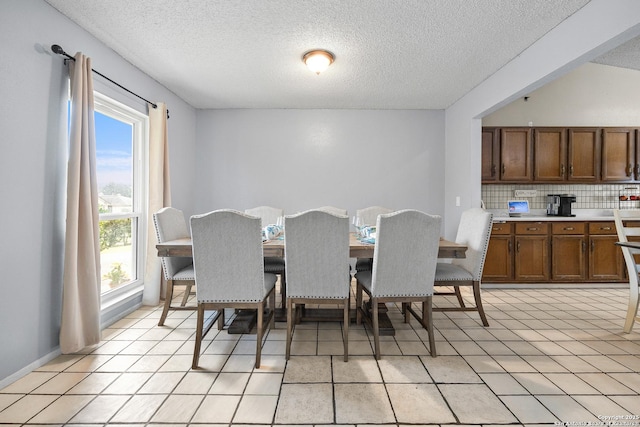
[488,209,615,222]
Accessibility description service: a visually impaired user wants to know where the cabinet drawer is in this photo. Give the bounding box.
[552,222,586,235]
[589,222,615,235]
[491,222,513,235]
[515,222,549,235]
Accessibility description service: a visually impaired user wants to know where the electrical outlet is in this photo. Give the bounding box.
[515,189,537,197]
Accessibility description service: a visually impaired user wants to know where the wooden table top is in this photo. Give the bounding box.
[157,233,467,259]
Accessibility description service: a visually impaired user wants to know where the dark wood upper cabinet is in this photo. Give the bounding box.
[481,128,499,182]
[533,128,566,181]
[567,128,599,181]
[500,128,532,181]
[601,128,635,182]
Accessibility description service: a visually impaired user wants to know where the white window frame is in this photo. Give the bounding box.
[94,92,148,308]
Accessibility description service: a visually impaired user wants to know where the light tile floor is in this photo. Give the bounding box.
[1,284,640,426]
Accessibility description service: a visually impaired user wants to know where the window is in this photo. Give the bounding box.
[93,93,148,301]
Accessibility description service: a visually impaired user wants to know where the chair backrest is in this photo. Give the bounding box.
[451,208,494,280]
[614,209,640,285]
[370,210,441,297]
[356,206,394,226]
[285,209,350,299]
[245,206,284,226]
[318,206,348,216]
[190,210,267,302]
[153,207,192,279]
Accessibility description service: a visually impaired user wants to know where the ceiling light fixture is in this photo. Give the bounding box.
[303,50,334,74]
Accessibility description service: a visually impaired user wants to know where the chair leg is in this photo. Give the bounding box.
[218,309,225,330]
[180,282,193,307]
[472,281,489,327]
[402,302,410,323]
[269,288,276,328]
[343,297,349,362]
[255,302,263,368]
[286,298,294,360]
[372,298,381,360]
[192,304,205,369]
[158,278,175,326]
[356,281,363,325]
[623,284,639,333]
[423,296,437,357]
[454,286,466,308]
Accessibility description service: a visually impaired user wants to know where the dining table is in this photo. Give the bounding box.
[156,233,467,335]
[156,233,468,259]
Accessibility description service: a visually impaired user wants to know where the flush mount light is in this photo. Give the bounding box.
[303,50,334,74]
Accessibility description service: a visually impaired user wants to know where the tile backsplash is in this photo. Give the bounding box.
[481,184,640,210]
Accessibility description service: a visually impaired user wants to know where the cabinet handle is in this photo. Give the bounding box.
[591,241,595,252]
[491,164,496,177]
[628,164,633,177]
[564,227,574,231]
[516,241,520,253]
[570,165,574,176]
[600,226,611,231]
[526,227,539,231]
[502,164,505,175]
[582,241,586,253]
[508,240,512,253]
[561,164,565,175]
[636,164,640,177]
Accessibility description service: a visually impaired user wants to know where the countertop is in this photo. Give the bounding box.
[489,209,614,222]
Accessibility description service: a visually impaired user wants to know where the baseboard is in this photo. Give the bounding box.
[0,347,61,390]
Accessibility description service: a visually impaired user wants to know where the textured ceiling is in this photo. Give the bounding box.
[43,0,620,109]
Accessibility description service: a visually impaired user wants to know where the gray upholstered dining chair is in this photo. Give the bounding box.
[245,206,286,300]
[354,206,394,273]
[318,205,348,216]
[190,210,277,369]
[433,208,493,326]
[355,210,441,359]
[153,207,196,326]
[284,209,351,361]
[613,209,640,333]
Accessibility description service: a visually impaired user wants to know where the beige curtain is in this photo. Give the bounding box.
[143,103,171,305]
[60,53,101,353]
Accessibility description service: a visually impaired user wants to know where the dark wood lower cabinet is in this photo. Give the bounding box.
[589,235,623,280]
[483,220,625,284]
[515,235,549,281]
[551,235,587,281]
[483,235,513,281]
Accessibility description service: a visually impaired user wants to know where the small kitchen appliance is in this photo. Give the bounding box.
[548,194,576,216]
[546,194,560,216]
[558,194,576,216]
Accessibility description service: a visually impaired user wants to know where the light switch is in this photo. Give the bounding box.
[455,196,461,207]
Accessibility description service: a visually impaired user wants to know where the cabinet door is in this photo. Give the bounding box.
[514,235,549,281]
[551,235,586,280]
[500,128,532,181]
[601,128,635,182]
[483,236,513,281]
[568,128,599,181]
[482,128,499,182]
[534,128,566,181]
[589,235,624,281]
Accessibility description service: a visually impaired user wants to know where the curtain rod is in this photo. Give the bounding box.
[51,44,169,119]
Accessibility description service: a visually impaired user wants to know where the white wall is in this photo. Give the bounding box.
[195,109,445,220]
[483,62,640,127]
[444,0,640,239]
[0,0,196,384]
